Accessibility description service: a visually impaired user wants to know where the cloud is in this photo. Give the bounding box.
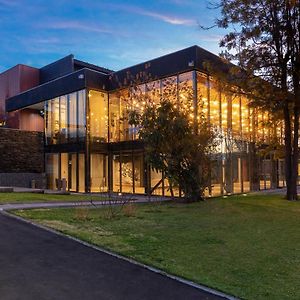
[104,3,197,26]
[198,34,223,43]
[41,20,115,34]
[137,9,196,26]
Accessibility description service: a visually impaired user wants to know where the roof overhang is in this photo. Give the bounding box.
[6,68,109,112]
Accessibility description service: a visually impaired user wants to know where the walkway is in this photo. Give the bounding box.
[0,213,230,300]
[0,196,170,211]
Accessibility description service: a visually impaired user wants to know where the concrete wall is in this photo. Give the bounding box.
[0,128,44,173]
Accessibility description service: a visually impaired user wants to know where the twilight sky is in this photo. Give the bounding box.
[0,0,226,73]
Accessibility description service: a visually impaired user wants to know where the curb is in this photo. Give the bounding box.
[1,210,238,300]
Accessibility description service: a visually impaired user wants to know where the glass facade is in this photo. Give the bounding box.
[44,71,282,195]
[45,90,86,145]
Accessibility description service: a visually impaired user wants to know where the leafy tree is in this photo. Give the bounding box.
[212,0,300,200]
[130,97,217,202]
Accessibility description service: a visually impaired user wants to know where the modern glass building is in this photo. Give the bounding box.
[5,46,285,196]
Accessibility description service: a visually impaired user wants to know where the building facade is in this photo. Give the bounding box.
[3,46,285,196]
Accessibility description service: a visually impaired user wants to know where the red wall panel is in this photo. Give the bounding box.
[0,64,40,130]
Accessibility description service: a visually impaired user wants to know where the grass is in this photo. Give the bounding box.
[13,194,300,300]
[0,192,108,204]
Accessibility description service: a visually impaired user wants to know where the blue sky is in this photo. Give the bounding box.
[0,0,226,73]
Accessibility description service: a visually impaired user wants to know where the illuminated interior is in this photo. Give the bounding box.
[44,71,282,195]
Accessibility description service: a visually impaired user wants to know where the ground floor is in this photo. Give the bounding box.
[45,142,287,196]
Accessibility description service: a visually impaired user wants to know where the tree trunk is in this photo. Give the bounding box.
[283,102,295,200]
[290,104,299,200]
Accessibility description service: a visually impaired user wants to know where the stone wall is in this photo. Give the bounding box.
[0,128,44,173]
[0,173,46,188]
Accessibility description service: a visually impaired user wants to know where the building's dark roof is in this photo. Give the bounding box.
[109,45,233,90]
[6,45,236,112]
[74,59,113,74]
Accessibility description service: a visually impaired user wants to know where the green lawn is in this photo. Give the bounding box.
[0,192,107,204]
[13,194,300,299]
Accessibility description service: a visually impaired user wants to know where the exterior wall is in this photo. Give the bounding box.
[0,64,39,128]
[44,70,284,195]
[0,128,44,173]
[1,48,285,195]
[0,173,46,189]
[19,109,44,132]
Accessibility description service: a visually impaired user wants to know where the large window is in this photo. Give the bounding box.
[78,90,86,142]
[45,90,86,145]
[88,90,108,143]
[109,92,120,142]
[90,153,108,192]
[120,89,132,141]
[68,93,77,143]
[197,72,209,122]
[209,80,221,128]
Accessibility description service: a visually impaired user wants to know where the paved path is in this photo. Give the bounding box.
[0,197,170,211]
[0,213,230,300]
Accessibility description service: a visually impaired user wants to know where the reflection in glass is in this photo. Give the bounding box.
[209,80,220,128]
[60,153,69,188]
[45,90,86,145]
[68,93,77,142]
[113,155,121,192]
[78,90,86,142]
[70,153,77,191]
[89,90,108,143]
[60,96,68,143]
[109,93,120,142]
[120,89,132,141]
[78,153,85,192]
[46,153,59,189]
[121,154,133,193]
[90,154,108,192]
[133,153,145,193]
[197,72,209,122]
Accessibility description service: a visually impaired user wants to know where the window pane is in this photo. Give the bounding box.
[209,80,220,127]
[78,153,85,192]
[68,92,77,142]
[162,76,177,102]
[241,96,250,140]
[61,153,69,186]
[120,89,132,141]
[146,80,161,105]
[60,96,68,143]
[231,95,240,135]
[90,154,108,192]
[51,98,60,144]
[113,154,121,192]
[78,90,86,142]
[131,84,146,140]
[70,153,77,191]
[133,153,145,194]
[45,101,51,145]
[121,154,133,193]
[197,72,209,122]
[179,72,194,122]
[109,92,120,142]
[221,93,231,132]
[89,90,108,143]
[46,153,59,189]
